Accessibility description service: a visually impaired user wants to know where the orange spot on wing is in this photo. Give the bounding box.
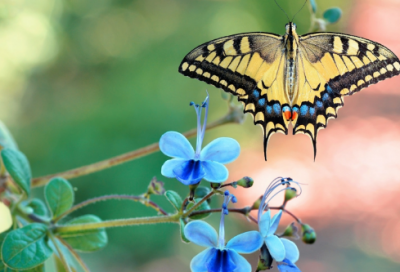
[283,110,292,121]
[292,111,298,121]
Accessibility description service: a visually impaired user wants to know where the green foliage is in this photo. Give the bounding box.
[28,199,49,217]
[165,190,183,211]
[58,215,108,252]
[44,178,74,219]
[194,186,211,203]
[1,148,31,196]
[2,224,53,270]
[187,198,211,220]
[323,7,342,24]
[179,219,190,243]
[0,121,18,150]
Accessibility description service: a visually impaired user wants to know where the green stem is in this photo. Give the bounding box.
[54,214,180,233]
[182,190,215,218]
[56,236,91,272]
[53,194,168,223]
[31,110,239,188]
[49,234,73,272]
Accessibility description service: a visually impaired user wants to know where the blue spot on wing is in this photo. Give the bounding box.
[316,100,323,108]
[258,98,265,106]
[253,90,259,98]
[327,85,333,94]
[300,105,308,116]
[292,106,299,113]
[266,105,272,114]
[273,103,281,114]
[309,107,315,115]
[283,105,291,112]
[322,93,329,101]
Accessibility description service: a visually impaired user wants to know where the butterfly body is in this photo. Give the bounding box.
[179,23,400,159]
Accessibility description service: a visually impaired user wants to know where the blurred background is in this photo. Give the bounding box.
[1,0,400,271]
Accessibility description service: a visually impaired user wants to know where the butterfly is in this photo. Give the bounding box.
[178,22,400,160]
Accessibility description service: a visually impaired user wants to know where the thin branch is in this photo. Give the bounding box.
[53,194,168,223]
[49,234,73,272]
[54,214,180,233]
[56,236,91,272]
[182,190,215,218]
[32,110,240,188]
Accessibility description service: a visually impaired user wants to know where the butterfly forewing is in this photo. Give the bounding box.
[179,33,291,158]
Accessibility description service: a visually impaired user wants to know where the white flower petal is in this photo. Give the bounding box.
[201,161,228,183]
[281,238,299,263]
[265,235,285,262]
[190,248,215,272]
[161,159,186,178]
[159,131,194,159]
[268,210,282,236]
[227,250,251,272]
[184,221,218,248]
[200,137,240,163]
[226,231,263,254]
[0,202,12,233]
[259,210,271,237]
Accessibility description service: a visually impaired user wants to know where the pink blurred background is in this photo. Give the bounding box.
[225,0,400,270]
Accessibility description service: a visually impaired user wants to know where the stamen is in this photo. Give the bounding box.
[218,190,236,248]
[189,101,195,106]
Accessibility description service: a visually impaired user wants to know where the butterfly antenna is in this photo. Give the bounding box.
[312,137,317,161]
[274,0,290,22]
[292,0,308,22]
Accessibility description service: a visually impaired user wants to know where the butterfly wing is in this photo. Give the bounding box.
[179,33,289,159]
[293,33,400,158]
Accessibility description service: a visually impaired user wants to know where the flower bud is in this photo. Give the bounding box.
[284,188,297,202]
[282,222,299,238]
[146,177,165,196]
[210,182,221,189]
[251,196,262,210]
[301,224,317,244]
[236,176,254,188]
[256,244,273,271]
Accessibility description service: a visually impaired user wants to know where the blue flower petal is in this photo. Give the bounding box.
[281,238,299,263]
[190,248,215,272]
[201,161,228,183]
[200,137,240,164]
[227,249,252,272]
[207,248,237,272]
[265,235,285,262]
[184,221,218,248]
[226,231,263,254]
[173,159,205,185]
[259,210,271,237]
[268,210,282,236]
[161,159,186,178]
[160,131,195,159]
[277,258,301,272]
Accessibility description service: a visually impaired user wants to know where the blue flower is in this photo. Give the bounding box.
[184,191,263,272]
[160,95,240,185]
[257,178,301,265]
[277,258,301,272]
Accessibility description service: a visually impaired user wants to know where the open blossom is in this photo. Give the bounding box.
[257,178,302,271]
[160,95,240,185]
[184,191,263,272]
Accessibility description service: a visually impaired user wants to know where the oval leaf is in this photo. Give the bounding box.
[28,199,48,217]
[323,7,342,24]
[2,223,53,270]
[59,215,107,252]
[45,178,74,219]
[165,190,183,211]
[1,148,31,196]
[179,219,190,243]
[0,121,18,150]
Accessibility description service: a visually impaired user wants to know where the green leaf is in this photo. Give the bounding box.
[0,264,45,272]
[194,186,211,203]
[187,198,211,220]
[0,121,18,150]
[45,178,74,219]
[1,148,31,196]
[0,230,10,270]
[165,190,183,211]
[2,223,53,270]
[179,219,190,243]
[323,7,342,24]
[59,215,108,252]
[28,199,48,217]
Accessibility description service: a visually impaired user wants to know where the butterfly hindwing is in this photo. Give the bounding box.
[293,33,400,157]
[179,33,290,158]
